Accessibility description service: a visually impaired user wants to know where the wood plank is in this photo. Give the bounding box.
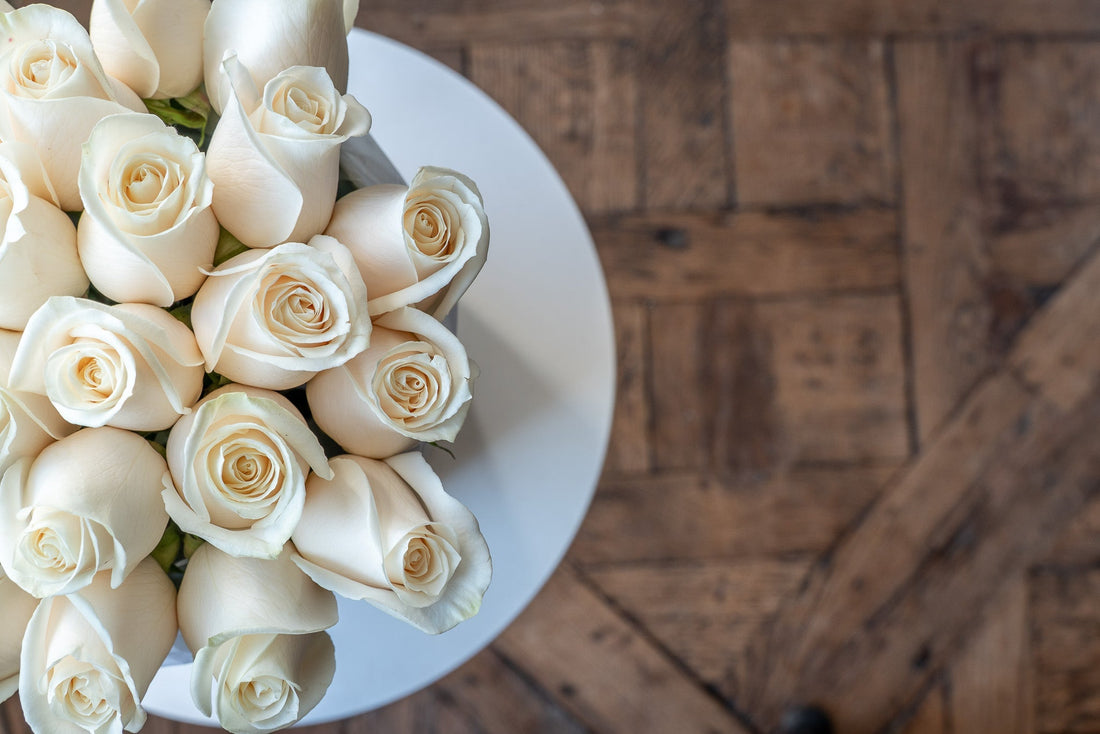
[989,42,1100,209]
[950,577,1035,734]
[361,4,641,45]
[605,301,651,474]
[1030,568,1100,733]
[588,558,811,702]
[436,649,587,734]
[470,39,639,217]
[757,294,909,463]
[742,370,1100,733]
[1010,246,1100,411]
[897,681,948,734]
[573,466,896,565]
[0,698,29,734]
[591,209,900,301]
[897,39,993,444]
[341,688,442,733]
[729,40,894,206]
[494,565,751,734]
[990,201,1100,287]
[723,0,1100,36]
[649,302,710,471]
[638,0,729,209]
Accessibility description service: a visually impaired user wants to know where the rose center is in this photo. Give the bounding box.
[47,661,116,729]
[260,274,336,349]
[407,204,451,257]
[375,347,447,423]
[11,40,77,97]
[239,675,291,713]
[22,526,75,573]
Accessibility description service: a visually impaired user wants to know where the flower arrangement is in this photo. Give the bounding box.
[0,1,493,732]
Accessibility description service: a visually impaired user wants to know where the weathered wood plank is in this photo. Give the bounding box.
[897,681,949,734]
[950,577,1034,734]
[591,209,900,301]
[604,301,651,474]
[757,294,908,463]
[1010,248,1100,411]
[493,565,751,734]
[638,0,729,209]
[897,39,993,445]
[0,698,29,734]
[436,649,587,734]
[360,4,641,45]
[729,40,894,206]
[742,371,1100,733]
[990,201,1100,287]
[469,39,638,217]
[573,466,896,565]
[341,688,442,733]
[588,558,811,702]
[989,42,1100,208]
[649,302,710,471]
[724,0,1100,36]
[1030,568,1100,733]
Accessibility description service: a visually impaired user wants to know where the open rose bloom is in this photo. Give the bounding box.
[0,1,492,732]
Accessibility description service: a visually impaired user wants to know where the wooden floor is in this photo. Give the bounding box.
[6,1,1100,733]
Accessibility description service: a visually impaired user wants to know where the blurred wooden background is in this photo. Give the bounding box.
[6,0,1100,732]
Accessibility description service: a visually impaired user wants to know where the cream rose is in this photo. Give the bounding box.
[0,4,146,211]
[0,141,89,331]
[0,330,75,477]
[0,427,172,598]
[163,385,332,559]
[78,112,218,306]
[206,56,370,248]
[307,307,474,459]
[203,0,358,114]
[19,559,177,734]
[0,574,38,702]
[191,236,371,390]
[90,0,210,99]
[325,166,489,319]
[292,452,491,634]
[179,544,337,733]
[9,297,204,431]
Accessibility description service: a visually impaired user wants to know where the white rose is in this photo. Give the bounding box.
[0,574,38,702]
[89,0,210,99]
[0,426,172,597]
[0,141,88,331]
[9,297,204,431]
[207,56,370,248]
[179,544,337,733]
[307,307,474,459]
[191,236,371,390]
[78,112,218,306]
[325,166,489,319]
[0,5,146,210]
[203,0,358,114]
[0,330,75,476]
[20,558,177,733]
[292,452,491,634]
[163,385,332,559]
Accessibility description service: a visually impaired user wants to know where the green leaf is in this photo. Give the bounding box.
[213,227,249,266]
[182,533,205,559]
[169,301,193,330]
[144,87,213,144]
[151,523,182,575]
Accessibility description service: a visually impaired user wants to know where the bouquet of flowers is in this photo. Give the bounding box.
[0,1,493,732]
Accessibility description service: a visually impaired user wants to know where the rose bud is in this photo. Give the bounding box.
[9,298,204,431]
[292,452,491,634]
[19,559,177,733]
[206,57,370,248]
[203,0,357,114]
[0,574,38,702]
[307,306,475,459]
[0,427,172,598]
[179,544,337,733]
[0,5,146,210]
[191,236,371,390]
[77,112,218,306]
[0,142,89,331]
[0,330,75,477]
[90,0,210,99]
[163,385,332,559]
[325,166,489,319]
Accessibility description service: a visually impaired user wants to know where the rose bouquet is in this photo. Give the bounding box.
[0,1,493,732]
